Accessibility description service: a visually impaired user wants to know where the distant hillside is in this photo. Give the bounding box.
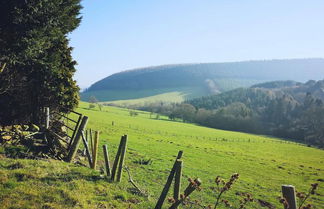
[82,58,324,102]
[251,80,302,89]
[252,79,324,102]
[185,79,324,147]
[188,79,324,110]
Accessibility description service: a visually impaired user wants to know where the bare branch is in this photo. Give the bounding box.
[124,166,149,197]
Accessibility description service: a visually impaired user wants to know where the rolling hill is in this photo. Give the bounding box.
[185,79,324,147]
[3,103,323,208]
[189,79,324,110]
[81,58,324,103]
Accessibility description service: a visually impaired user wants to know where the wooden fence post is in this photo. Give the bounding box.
[45,107,50,129]
[111,136,124,181]
[169,178,202,209]
[67,113,83,150]
[103,144,111,176]
[91,131,99,169]
[173,160,183,202]
[155,151,183,209]
[282,185,297,209]
[66,116,88,162]
[89,129,93,155]
[83,129,88,156]
[81,131,92,167]
[117,135,128,182]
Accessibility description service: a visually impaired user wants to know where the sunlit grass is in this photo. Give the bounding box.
[1,102,323,208]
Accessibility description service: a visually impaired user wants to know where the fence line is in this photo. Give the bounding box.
[40,108,309,209]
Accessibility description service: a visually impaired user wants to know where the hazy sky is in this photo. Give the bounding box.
[70,0,324,88]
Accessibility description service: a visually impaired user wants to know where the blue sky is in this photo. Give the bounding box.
[70,0,324,88]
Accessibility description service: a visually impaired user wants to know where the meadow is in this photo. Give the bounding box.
[81,86,205,103]
[76,102,324,208]
[1,102,323,208]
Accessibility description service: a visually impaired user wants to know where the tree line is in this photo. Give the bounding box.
[139,81,324,148]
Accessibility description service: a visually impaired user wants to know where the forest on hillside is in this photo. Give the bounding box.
[137,80,324,147]
[82,59,324,102]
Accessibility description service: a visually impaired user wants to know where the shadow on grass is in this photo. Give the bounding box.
[40,171,106,184]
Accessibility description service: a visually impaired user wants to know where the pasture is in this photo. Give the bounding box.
[81,86,205,103]
[0,102,323,208]
[76,102,324,208]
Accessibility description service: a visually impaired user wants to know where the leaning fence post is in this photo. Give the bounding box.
[282,185,297,209]
[81,131,92,167]
[173,160,183,202]
[83,129,88,156]
[66,116,88,162]
[111,136,124,181]
[169,178,202,209]
[68,113,83,150]
[103,144,111,176]
[91,131,99,169]
[155,151,183,209]
[117,135,128,182]
[89,129,93,154]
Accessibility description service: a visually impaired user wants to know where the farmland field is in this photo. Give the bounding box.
[1,102,323,209]
[76,102,324,208]
[81,86,206,103]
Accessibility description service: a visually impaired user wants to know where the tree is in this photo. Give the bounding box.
[195,108,211,124]
[89,96,99,104]
[0,0,82,124]
[171,103,196,122]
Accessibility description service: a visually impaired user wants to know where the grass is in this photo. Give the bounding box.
[1,102,323,208]
[76,102,324,208]
[0,158,147,209]
[103,92,188,106]
[81,86,206,103]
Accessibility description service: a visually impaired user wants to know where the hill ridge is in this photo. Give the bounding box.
[99,57,324,77]
[82,58,324,102]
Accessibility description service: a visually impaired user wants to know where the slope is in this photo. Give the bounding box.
[1,103,324,208]
[81,58,324,103]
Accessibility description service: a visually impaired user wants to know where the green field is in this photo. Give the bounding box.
[103,92,186,107]
[81,87,206,103]
[1,102,323,208]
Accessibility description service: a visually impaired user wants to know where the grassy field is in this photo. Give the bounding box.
[77,102,323,208]
[81,86,206,103]
[103,91,186,106]
[1,102,323,208]
[0,157,146,209]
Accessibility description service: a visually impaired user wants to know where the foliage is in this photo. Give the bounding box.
[82,59,324,102]
[84,59,324,92]
[88,96,103,111]
[126,80,324,148]
[0,0,82,124]
[129,110,139,117]
[251,80,302,89]
[89,104,96,109]
[89,96,99,104]
[184,80,324,147]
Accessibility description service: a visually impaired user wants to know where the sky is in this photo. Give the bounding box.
[69,0,324,89]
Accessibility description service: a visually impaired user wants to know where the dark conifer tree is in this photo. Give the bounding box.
[0,0,82,124]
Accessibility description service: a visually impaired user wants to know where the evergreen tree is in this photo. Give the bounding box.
[0,0,82,124]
